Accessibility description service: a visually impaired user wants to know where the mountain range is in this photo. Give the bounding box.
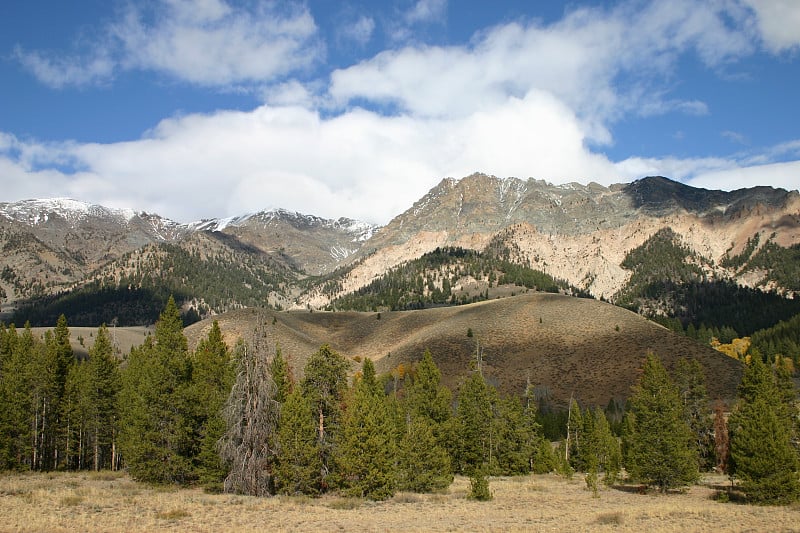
[1,174,798,329]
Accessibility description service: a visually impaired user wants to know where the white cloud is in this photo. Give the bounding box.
[687,160,800,192]
[328,0,752,144]
[5,0,799,225]
[339,15,375,46]
[405,0,448,24]
[744,0,800,52]
[15,0,322,88]
[13,46,115,88]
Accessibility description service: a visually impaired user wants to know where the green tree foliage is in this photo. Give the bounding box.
[624,354,699,493]
[454,372,494,474]
[275,386,323,496]
[86,325,121,471]
[0,325,32,469]
[192,321,234,490]
[468,464,493,501]
[328,247,579,312]
[219,325,281,496]
[335,359,397,500]
[118,296,196,484]
[490,396,535,475]
[673,357,714,470]
[397,416,452,493]
[301,344,350,485]
[269,344,291,404]
[750,312,800,366]
[397,350,453,491]
[729,357,800,504]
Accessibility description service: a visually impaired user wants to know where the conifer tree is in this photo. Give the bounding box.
[673,357,713,469]
[275,386,323,495]
[86,325,120,471]
[335,359,397,500]
[219,329,281,496]
[454,371,494,474]
[301,344,349,485]
[192,321,234,489]
[729,357,800,504]
[0,325,29,470]
[491,396,534,475]
[625,353,699,492]
[397,415,452,492]
[270,344,291,404]
[398,350,454,488]
[118,296,196,483]
[62,359,88,469]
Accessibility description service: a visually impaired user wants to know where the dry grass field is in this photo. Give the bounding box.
[1,471,798,532]
[185,293,743,408]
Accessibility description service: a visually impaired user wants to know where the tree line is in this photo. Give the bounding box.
[2,299,799,504]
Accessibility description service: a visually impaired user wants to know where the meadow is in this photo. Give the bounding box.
[1,471,798,532]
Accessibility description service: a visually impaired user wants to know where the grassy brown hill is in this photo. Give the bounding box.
[185,293,743,408]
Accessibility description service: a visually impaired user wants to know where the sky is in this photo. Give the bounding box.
[0,0,799,225]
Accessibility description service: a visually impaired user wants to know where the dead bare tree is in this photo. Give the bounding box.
[218,319,280,496]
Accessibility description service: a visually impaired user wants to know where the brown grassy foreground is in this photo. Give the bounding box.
[2,471,798,532]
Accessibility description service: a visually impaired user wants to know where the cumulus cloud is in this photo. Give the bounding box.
[329,0,752,142]
[5,0,799,225]
[744,0,800,52]
[15,0,322,88]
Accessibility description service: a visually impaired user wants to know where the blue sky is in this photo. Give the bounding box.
[1,0,798,224]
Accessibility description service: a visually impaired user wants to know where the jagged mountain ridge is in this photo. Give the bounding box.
[2,175,799,323]
[304,174,799,307]
[0,199,378,316]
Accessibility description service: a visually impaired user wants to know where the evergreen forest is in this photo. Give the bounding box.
[2,300,799,505]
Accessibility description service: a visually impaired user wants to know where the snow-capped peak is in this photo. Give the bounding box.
[0,198,137,226]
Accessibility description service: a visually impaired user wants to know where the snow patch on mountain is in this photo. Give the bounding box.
[0,198,138,227]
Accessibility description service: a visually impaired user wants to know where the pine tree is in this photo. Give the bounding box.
[454,371,494,474]
[491,396,534,475]
[0,325,30,470]
[192,321,234,489]
[275,386,323,495]
[219,329,281,496]
[729,357,800,504]
[300,344,350,485]
[397,349,454,488]
[397,415,452,492]
[335,359,397,500]
[63,360,91,470]
[118,296,197,483]
[673,357,713,470]
[86,325,121,471]
[625,353,699,493]
[270,344,291,404]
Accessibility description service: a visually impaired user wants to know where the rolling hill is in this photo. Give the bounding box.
[185,292,743,408]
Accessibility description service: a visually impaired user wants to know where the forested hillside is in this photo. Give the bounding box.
[320,247,582,312]
[2,302,797,505]
[614,229,800,340]
[11,239,299,326]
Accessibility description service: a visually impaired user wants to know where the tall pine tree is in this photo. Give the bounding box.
[335,359,397,500]
[729,357,800,504]
[118,296,196,483]
[625,353,699,492]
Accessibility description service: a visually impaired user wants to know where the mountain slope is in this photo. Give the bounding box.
[185,292,743,408]
[302,174,800,308]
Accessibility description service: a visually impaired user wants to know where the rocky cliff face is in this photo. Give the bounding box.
[2,175,798,315]
[301,174,800,307]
